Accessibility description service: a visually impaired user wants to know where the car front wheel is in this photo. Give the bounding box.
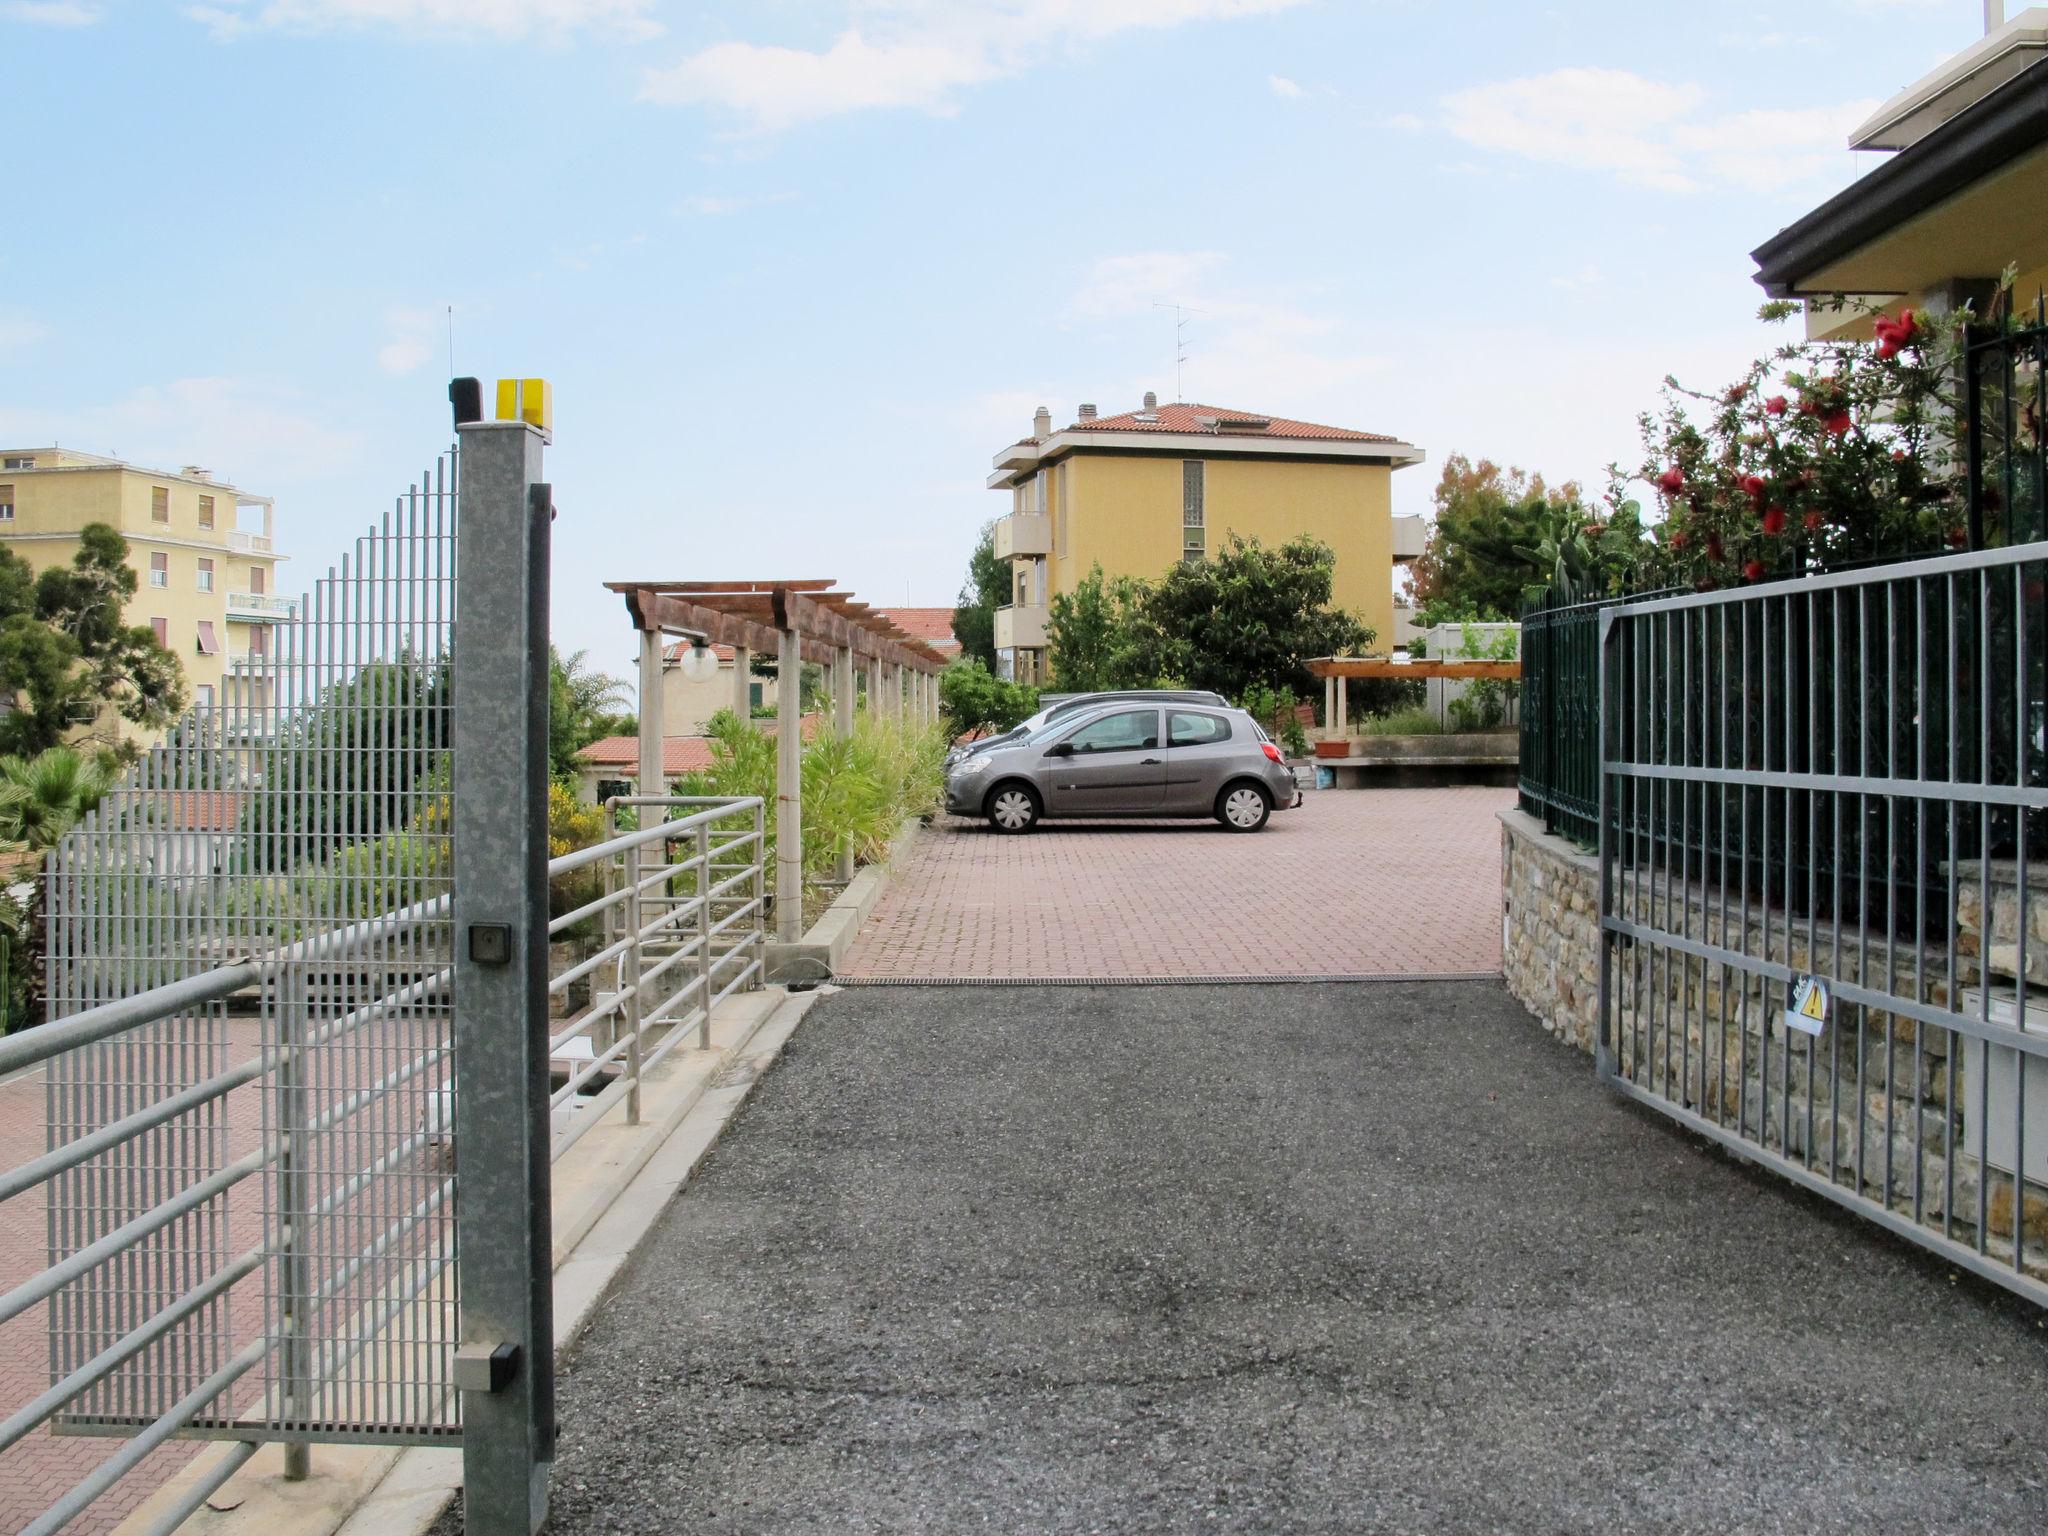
[1217,782,1272,832]
[987,784,1040,834]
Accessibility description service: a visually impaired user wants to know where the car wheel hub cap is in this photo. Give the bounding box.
[995,793,1031,828]
[1227,791,1262,825]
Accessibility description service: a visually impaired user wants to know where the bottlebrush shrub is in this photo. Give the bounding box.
[1616,297,1969,591]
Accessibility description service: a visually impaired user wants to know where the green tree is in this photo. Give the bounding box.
[0,525,186,754]
[0,746,116,849]
[1410,456,1583,625]
[950,523,1009,670]
[938,658,1039,737]
[1045,565,1150,692]
[548,647,632,782]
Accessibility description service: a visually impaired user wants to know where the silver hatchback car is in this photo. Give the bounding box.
[944,701,1301,834]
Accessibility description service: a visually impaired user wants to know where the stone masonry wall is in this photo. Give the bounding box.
[1500,807,1599,1054]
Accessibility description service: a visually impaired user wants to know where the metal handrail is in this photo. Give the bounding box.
[0,792,768,1534]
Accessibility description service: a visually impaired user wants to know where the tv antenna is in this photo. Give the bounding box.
[1152,299,1206,403]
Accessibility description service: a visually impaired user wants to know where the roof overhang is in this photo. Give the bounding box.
[1851,7,2048,150]
[1752,58,2048,301]
[986,428,1424,488]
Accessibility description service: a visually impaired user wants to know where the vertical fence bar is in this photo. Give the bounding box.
[623,838,643,1126]
[450,416,555,1535]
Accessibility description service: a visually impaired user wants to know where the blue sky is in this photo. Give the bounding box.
[0,0,1982,682]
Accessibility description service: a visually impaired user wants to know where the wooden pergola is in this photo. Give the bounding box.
[607,579,952,943]
[1305,655,1522,731]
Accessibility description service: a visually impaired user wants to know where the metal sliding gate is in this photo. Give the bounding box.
[1597,543,2048,1304]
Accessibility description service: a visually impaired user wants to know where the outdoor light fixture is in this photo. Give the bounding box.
[677,639,720,682]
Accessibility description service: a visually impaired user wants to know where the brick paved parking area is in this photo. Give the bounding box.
[840,787,1514,979]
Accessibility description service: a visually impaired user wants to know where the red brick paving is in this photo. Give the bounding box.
[841,787,1513,979]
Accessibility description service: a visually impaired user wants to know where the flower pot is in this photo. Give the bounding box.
[1314,739,1353,760]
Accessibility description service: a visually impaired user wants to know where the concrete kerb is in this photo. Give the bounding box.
[112,984,824,1536]
[763,814,924,985]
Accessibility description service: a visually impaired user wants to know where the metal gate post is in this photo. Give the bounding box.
[451,414,555,1535]
[1594,604,1616,1083]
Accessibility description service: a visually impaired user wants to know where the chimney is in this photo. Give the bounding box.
[1032,405,1051,439]
[1143,391,1157,410]
[1077,403,1098,422]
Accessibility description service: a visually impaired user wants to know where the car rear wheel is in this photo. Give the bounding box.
[1217,782,1272,832]
[987,784,1040,834]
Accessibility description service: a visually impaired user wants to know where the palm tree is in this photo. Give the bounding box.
[0,747,116,850]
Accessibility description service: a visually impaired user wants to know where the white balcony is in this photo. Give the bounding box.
[995,511,1051,560]
[226,529,273,555]
[994,603,1049,651]
[1391,514,1428,563]
[227,591,295,621]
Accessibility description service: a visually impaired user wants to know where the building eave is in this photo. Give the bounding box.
[1752,59,2048,298]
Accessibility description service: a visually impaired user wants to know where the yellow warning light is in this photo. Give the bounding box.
[494,378,553,433]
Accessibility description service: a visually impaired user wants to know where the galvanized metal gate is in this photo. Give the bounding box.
[1597,543,2048,1304]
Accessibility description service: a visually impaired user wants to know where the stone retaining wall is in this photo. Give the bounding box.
[1500,807,1600,1054]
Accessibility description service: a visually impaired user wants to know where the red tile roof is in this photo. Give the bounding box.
[876,608,960,652]
[145,790,247,832]
[576,714,824,776]
[1065,402,1402,443]
[662,640,741,663]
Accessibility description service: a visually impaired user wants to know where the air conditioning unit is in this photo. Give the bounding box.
[1959,987,2048,1183]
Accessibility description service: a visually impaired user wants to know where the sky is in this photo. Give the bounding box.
[0,0,1990,689]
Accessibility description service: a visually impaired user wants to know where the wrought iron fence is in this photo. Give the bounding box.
[1966,315,2048,550]
[1598,542,2048,1305]
[1518,589,1604,845]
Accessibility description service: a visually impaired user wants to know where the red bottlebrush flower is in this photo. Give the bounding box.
[1705,534,1725,563]
[1874,308,1920,360]
[1743,559,1766,582]
[1802,510,1825,533]
[1724,385,1747,405]
[1657,465,1685,495]
[1761,506,1787,535]
[1738,473,1768,502]
[1823,409,1852,436]
[1946,525,1969,549]
[1892,448,1908,462]
[1666,529,1689,551]
[1764,395,1789,416]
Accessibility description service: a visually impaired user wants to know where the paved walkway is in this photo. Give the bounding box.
[520,982,2048,1534]
[841,788,1513,978]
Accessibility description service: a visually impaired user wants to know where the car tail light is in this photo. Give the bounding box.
[1260,742,1283,763]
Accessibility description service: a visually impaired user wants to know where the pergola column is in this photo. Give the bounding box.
[834,646,855,882]
[731,643,751,718]
[1323,673,1336,731]
[776,621,802,942]
[1336,673,1349,734]
[867,656,881,714]
[637,627,665,797]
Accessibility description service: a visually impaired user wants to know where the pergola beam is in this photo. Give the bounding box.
[1307,658,1521,681]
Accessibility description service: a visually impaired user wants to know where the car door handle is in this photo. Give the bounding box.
[1139,757,1162,765]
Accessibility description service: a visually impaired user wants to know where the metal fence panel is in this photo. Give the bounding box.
[1598,543,2048,1305]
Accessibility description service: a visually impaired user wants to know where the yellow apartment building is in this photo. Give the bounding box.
[986,397,1424,684]
[1754,7,2048,336]
[0,448,290,740]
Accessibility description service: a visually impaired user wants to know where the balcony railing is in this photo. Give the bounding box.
[994,602,1049,651]
[227,591,295,620]
[226,529,273,554]
[995,511,1051,559]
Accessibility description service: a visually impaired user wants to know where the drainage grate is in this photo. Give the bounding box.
[828,971,1502,988]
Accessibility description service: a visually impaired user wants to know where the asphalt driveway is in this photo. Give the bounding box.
[520,981,2048,1534]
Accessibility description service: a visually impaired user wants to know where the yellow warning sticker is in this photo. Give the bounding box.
[1784,976,1829,1037]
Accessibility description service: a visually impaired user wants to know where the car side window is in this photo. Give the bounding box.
[1064,709,1159,755]
[1168,712,1231,748]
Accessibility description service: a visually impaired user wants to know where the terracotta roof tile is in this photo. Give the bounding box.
[576,714,825,776]
[1064,402,1401,443]
[876,608,960,651]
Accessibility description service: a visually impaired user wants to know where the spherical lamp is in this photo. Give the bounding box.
[677,639,720,683]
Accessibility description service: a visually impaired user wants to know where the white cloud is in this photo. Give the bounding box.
[642,0,1309,131]
[376,309,441,375]
[183,0,659,41]
[1443,67,1874,194]
[1268,72,1303,98]
[1,1,101,24]
[0,378,368,486]
[1386,111,1423,132]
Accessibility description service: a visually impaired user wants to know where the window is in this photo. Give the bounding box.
[749,681,763,709]
[249,565,265,595]
[0,485,12,522]
[1,456,33,471]
[1181,460,1205,563]
[195,684,214,711]
[1169,711,1232,748]
[1064,709,1159,755]
[198,495,215,529]
[151,486,170,523]
[247,625,267,657]
[196,557,214,593]
[195,620,218,655]
[150,617,168,646]
[149,551,168,587]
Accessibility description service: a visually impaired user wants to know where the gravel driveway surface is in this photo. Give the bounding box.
[486,981,2048,1534]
